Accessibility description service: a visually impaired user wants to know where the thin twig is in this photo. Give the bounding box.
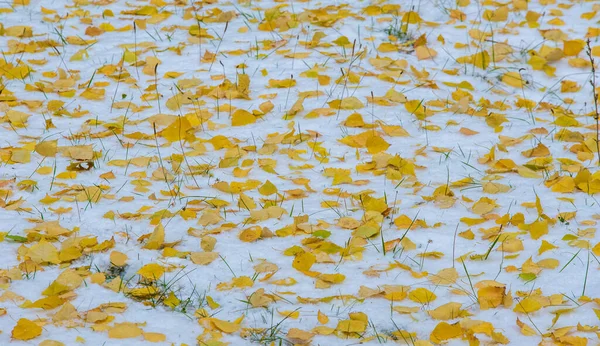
[586,39,600,166]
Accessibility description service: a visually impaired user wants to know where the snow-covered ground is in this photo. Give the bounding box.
[1,0,600,344]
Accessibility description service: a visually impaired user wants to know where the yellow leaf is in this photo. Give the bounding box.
[501,238,524,253]
[6,110,30,127]
[239,226,262,242]
[502,71,526,88]
[408,288,437,304]
[143,332,166,342]
[238,193,256,210]
[568,57,591,68]
[287,328,313,344]
[473,50,490,69]
[592,242,600,257]
[37,166,53,175]
[11,149,31,163]
[363,196,388,213]
[428,302,465,320]
[344,112,366,127]
[581,11,597,20]
[328,97,364,110]
[268,78,296,88]
[1,63,31,79]
[80,88,105,100]
[404,99,429,119]
[477,282,506,309]
[39,194,59,205]
[563,40,585,56]
[144,224,164,250]
[27,240,60,264]
[528,55,547,71]
[142,56,160,76]
[61,145,93,160]
[539,240,558,255]
[550,176,575,193]
[393,306,420,314]
[52,302,79,322]
[384,88,407,102]
[529,220,548,240]
[471,197,497,215]
[380,124,410,137]
[430,267,458,285]
[75,186,102,203]
[42,269,83,296]
[190,252,219,265]
[137,263,164,280]
[336,319,367,333]
[59,246,82,262]
[482,182,510,194]
[317,273,345,284]
[110,251,128,266]
[366,136,390,154]
[161,117,192,142]
[259,100,274,114]
[401,10,422,24]
[163,71,183,79]
[516,317,538,336]
[206,296,220,309]
[430,322,463,343]
[200,236,216,252]
[513,297,542,313]
[378,42,398,53]
[535,194,543,215]
[333,35,351,46]
[415,46,437,60]
[11,318,42,340]
[292,252,316,272]
[521,142,550,157]
[258,180,277,195]
[165,92,193,111]
[108,323,143,339]
[232,109,256,126]
[22,296,64,309]
[317,310,329,324]
[211,318,240,333]
[249,288,271,308]
[517,165,541,178]
[540,29,568,41]
[163,291,180,308]
[35,141,57,157]
[483,6,508,21]
[537,258,558,269]
[70,48,89,61]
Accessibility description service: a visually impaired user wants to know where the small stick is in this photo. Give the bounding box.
[586,39,600,166]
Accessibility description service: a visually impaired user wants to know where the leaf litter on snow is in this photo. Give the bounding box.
[0,0,600,345]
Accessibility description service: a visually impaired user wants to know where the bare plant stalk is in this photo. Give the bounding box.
[586,38,600,166]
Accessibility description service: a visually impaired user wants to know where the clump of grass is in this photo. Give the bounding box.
[244,308,297,345]
[383,17,415,44]
[104,263,127,281]
[383,25,414,43]
[120,267,198,313]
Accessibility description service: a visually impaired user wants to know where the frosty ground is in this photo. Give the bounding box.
[0,0,600,345]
